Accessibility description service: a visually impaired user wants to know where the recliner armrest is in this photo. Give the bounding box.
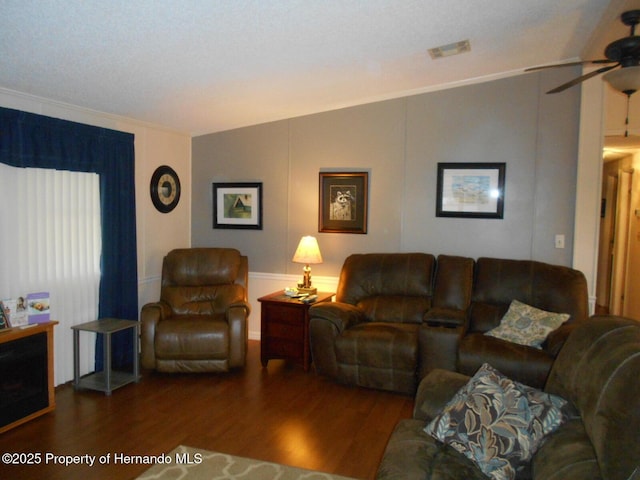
[308,301,365,333]
[227,300,251,317]
[141,301,172,321]
[227,302,249,368]
[140,301,172,369]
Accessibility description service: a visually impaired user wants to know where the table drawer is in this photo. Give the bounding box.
[266,338,303,358]
[266,321,303,341]
[263,304,304,325]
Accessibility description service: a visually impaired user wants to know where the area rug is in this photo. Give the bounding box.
[136,445,360,480]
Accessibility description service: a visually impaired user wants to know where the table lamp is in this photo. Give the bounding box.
[292,236,323,294]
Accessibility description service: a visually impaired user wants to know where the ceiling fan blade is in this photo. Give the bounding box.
[525,59,616,72]
[546,64,619,93]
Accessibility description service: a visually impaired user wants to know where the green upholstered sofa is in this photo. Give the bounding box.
[376,315,640,480]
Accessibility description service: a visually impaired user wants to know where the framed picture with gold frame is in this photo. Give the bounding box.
[319,172,368,234]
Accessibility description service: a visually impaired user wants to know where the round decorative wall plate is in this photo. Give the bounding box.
[150,165,181,213]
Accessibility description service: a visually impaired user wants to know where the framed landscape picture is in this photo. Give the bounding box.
[212,182,263,229]
[319,172,368,234]
[436,163,506,219]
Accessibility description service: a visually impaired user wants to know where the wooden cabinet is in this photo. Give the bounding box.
[0,321,58,433]
[258,291,333,371]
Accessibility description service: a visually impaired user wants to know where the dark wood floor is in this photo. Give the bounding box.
[0,340,414,480]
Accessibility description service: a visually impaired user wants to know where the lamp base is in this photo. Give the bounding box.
[297,286,317,295]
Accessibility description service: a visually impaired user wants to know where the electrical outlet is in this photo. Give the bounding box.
[555,234,565,249]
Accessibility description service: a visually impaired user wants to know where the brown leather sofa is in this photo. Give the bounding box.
[140,248,250,373]
[376,316,640,480]
[309,253,588,394]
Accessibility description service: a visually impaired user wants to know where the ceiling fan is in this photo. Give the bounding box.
[526,9,640,95]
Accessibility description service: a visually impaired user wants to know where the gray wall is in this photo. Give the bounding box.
[192,68,580,277]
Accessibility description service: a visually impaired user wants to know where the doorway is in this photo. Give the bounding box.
[595,136,640,319]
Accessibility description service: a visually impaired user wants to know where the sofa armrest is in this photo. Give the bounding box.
[308,301,365,333]
[543,322,577,357]
[308,302,365,380]
[413,369,469,422]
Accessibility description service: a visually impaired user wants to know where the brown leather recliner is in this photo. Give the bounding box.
[309,253,436,394]
[140,248,250,373]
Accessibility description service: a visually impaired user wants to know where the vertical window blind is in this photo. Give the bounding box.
[0,163,102,385]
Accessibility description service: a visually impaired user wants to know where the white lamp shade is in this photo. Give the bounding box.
[292,236,323,264]
[604,66,640,94]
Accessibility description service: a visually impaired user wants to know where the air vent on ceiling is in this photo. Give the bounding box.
[428,40,471,59]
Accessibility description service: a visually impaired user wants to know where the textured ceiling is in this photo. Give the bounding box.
[0,0,633,135]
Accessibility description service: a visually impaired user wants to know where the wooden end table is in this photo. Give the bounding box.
[258,290,333,371]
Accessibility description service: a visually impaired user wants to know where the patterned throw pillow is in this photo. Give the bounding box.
[424,363,567,480]
[484,300,570,348]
